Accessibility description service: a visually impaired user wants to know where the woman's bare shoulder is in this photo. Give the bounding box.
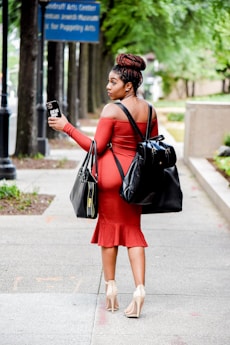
[100,100,157,121]
[100,102,121,119]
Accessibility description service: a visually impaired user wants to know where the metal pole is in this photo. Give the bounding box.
[37,3,45,136]
[36,1,49,155]
[0,0,16,180]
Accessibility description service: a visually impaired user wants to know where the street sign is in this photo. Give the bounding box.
[44,1,100,43]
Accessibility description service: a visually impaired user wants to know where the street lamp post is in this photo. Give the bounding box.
[37,0,50,155]
[0,0,16,180]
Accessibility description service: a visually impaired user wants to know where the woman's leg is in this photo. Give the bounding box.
[101,246,118,281]
[101,246,119,312]
[127,246,145,286]
[125,246,146,317]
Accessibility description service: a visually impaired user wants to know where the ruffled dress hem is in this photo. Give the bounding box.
[91,219,148,248]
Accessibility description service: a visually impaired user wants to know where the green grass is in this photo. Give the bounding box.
[192,93,230,102]
[167,113,184,122]
[154,93,230,108]
[0,183,21,199]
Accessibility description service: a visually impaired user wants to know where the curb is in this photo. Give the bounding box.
[188,157,230,224]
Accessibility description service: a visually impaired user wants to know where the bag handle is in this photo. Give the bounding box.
[92,140,98,181]
[82,140,98,182]
[115,102,152,140]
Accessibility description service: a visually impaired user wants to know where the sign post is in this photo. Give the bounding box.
[36,1,100,154]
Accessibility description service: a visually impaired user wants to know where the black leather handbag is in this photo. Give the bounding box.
[111,103,183,213]
[70,140,98,219]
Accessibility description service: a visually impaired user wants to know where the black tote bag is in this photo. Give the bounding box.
[142,165,183,214]
[70,140,98,219]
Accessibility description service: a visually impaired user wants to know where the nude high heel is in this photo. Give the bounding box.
[105,280,119,313]
[124,284,145,318]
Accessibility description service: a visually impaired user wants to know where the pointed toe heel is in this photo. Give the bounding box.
[105,280,119,313]
[124,284,145,318]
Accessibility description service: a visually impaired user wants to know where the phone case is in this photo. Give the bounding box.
[46,100,61,117]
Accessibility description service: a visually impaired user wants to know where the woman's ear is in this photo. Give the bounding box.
[125,81,133,92]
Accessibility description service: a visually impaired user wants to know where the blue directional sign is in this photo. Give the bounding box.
[44,1,100,43]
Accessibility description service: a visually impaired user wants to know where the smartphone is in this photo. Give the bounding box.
[46,100,62,117]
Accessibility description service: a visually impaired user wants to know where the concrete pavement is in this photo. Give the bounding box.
[0,136,230,344]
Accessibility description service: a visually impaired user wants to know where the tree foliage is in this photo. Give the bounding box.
[101,0,230,95]
[2,0,230,155]
[212,6,230,91]
[0,1,21,30]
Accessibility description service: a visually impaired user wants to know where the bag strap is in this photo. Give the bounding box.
[109,144,125,180]
[115,102,152,140]
[110,103,153,181]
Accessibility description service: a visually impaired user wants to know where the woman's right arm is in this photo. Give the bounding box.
[48,114,92,151]
[63,122,92,151]
[48,105,116,154]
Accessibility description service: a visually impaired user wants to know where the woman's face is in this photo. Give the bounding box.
[106,71,126,100]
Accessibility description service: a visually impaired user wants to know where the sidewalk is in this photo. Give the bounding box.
[0,133,230,344]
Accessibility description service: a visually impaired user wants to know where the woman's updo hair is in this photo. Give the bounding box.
[112,53,146,94]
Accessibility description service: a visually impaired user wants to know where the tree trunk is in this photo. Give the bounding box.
[227,78,230,94]
[222,79,226,93]
[88,44,98,113]
[78,43,89,119]
[67,42,78,126]
[99,33,114,104]
[101,50,114,104]
[184,79,190,98]
[15,0,38,156]
[47,41,64,139]
[87,34,114,115]
[191,81,195,97]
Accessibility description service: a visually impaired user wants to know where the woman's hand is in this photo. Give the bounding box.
[48,114,68,131]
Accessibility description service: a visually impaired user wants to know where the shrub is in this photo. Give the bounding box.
[214,156,230,177]
[224,133,230,147]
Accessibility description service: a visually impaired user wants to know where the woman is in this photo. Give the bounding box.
[48,53,158,318]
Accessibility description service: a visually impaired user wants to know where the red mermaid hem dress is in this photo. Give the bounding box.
[64,116,158,248]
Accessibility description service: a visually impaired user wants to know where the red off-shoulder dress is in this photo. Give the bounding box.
[64,115,158,248]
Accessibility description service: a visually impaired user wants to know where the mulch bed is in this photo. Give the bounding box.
[0,194,55,215]
[1,138,79,215]
[11,157,78,169]
[11,138,79,170]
